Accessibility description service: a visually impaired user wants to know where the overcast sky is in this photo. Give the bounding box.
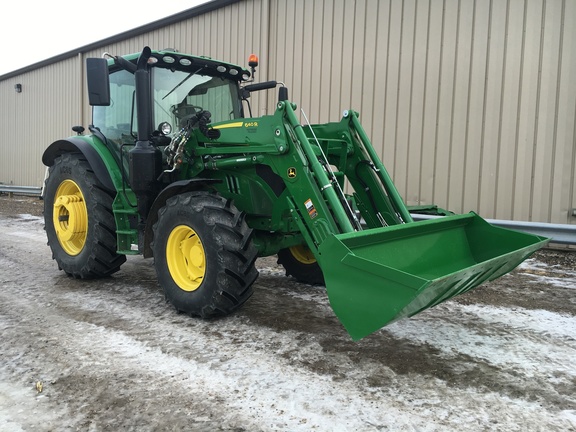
[0,0,209,76]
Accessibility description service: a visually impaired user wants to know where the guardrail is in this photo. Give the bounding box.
[0,185,43,196]
[412,213,576,246]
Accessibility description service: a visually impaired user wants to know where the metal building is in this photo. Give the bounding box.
[0,0,574,225]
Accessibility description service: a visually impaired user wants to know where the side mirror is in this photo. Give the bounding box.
[86,58,110,106]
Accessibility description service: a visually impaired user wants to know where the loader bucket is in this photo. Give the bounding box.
[317,213,548,340]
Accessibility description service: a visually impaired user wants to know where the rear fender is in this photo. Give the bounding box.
[142,179,221,258]
[42,138,115,192]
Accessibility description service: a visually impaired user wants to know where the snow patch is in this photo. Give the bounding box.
[16,214,43,223]
[519,258,576,288]
[7,231,46,242]
[385,303,576,379]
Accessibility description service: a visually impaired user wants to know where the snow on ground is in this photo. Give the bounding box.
[6,283,575,431]
[0,212,575,431]
[5,214,46,242]
[15,214,43,222]
[519,258,576,288]
[385,303,576,378]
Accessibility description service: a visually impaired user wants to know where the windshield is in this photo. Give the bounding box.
[92,66,242,144]
[153,67,242,129]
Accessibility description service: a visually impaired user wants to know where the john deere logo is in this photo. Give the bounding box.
[287,167,297,178]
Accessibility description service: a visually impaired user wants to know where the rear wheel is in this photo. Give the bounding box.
[43,153,126,278]
[277,244,325,285]
[152,192,258,317]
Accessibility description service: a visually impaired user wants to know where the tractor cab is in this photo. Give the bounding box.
[89,50,249,148]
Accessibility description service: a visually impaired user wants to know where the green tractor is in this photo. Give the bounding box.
[42,47,547,340]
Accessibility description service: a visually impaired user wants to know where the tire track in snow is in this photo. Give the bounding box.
[1,283,575,432]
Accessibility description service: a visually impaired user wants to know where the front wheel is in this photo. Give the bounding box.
[152,192,258,317]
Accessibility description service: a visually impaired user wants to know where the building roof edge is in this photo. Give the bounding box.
[0,0,239,81]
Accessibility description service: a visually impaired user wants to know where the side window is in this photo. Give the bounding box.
[92,69,136,143]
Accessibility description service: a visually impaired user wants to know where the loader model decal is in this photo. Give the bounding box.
[304,199,318,219]
[213,121,244,130]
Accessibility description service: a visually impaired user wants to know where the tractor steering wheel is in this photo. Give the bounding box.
[172,105,204,127]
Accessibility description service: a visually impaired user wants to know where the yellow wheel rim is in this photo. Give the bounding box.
[166,225,206,291]
[53,179,88,256]
[289,244,317,264]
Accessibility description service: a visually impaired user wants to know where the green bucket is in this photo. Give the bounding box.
[317,213,548,340]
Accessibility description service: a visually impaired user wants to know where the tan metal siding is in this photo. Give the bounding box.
[267,0,576,224]
[0,56,82,188]
[1,0,574,225]
[0,79,18,188]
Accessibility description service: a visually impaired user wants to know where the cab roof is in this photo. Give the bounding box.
[109,49,251,82]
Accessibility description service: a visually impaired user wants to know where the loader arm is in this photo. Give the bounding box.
[268,103,548,339]
[186,100,547,339]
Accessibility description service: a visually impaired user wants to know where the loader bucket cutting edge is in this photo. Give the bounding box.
[317,212,548,340]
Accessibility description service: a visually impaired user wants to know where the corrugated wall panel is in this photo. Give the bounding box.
[495,0,524,220]
[448,1,474,214]
[433,0,461,210]
[565,0,576,224]
[405,0,430,207]
[513,0,540,221]
[0,79,18,188]
[543,0,575,223]
[477,0,506,218]
[531,0,562,222]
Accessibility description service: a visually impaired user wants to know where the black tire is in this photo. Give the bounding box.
[152,192,258,317]
[43,153,126,278]
[277,245,325,285]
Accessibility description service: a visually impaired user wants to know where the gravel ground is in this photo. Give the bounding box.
[0,194,575,431]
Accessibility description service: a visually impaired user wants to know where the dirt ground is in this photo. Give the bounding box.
[0,194,575,431]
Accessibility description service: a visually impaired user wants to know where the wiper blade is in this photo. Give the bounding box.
[162,67,204,100]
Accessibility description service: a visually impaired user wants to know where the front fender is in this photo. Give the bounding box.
[42,137,117,192]
[143,179,221,258]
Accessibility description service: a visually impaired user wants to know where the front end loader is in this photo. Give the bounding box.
[42,47,547,340]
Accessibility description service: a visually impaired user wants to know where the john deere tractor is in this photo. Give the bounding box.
[42,47,547,340]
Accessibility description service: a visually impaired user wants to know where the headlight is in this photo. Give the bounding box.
[158,122,172,136]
